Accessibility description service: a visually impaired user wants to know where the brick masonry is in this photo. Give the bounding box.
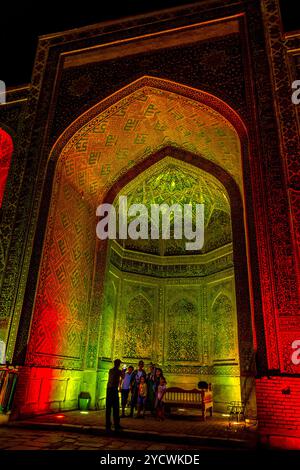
[256,376,300,448]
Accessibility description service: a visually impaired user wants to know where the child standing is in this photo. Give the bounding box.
[137,375,148,418]
[155,376,167,421]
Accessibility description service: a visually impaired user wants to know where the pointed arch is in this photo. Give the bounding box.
[15,76,261,383]
[48,75,248,166]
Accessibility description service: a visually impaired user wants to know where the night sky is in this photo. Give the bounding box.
[1,0,299,87]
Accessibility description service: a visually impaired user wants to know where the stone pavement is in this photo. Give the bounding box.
[0,426,295,470]
[0,426,207,450]
[7,409,258,449]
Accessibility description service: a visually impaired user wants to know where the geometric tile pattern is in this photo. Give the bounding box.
[27,86,242,367]
[59,86,242,204]
[27,177,95,364]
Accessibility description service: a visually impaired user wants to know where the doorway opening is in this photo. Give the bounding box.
[18,78,256,428]
[98,154,254,415]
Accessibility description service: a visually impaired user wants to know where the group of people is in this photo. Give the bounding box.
[106,359,167,432]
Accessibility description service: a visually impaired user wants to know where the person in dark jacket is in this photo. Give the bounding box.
[106,358,124,431]
[146,362,156,415]
[129,360,147,417]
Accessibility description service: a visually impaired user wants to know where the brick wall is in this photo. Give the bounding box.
[256,376,300,448]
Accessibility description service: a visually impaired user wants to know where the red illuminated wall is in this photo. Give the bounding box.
[256,377,300,448]
[0,128,13,206]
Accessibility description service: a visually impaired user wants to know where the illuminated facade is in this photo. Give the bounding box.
[0,0,299,448]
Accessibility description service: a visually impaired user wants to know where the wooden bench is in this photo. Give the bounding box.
[164,386,213,420]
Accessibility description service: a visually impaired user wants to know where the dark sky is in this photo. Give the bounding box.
[1,0,299,87]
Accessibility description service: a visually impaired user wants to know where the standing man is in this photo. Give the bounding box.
[147,362,156,415]
[106,358,123,432]
[120,365,134,418]
[129,360,147,417]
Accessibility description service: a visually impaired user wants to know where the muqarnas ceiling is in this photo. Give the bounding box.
[114,157,232,256]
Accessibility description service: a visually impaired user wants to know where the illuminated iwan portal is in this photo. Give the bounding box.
[98,157,240,412]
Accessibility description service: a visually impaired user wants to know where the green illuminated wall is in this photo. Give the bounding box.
[96,159,241,412]
[97,245,240,412]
